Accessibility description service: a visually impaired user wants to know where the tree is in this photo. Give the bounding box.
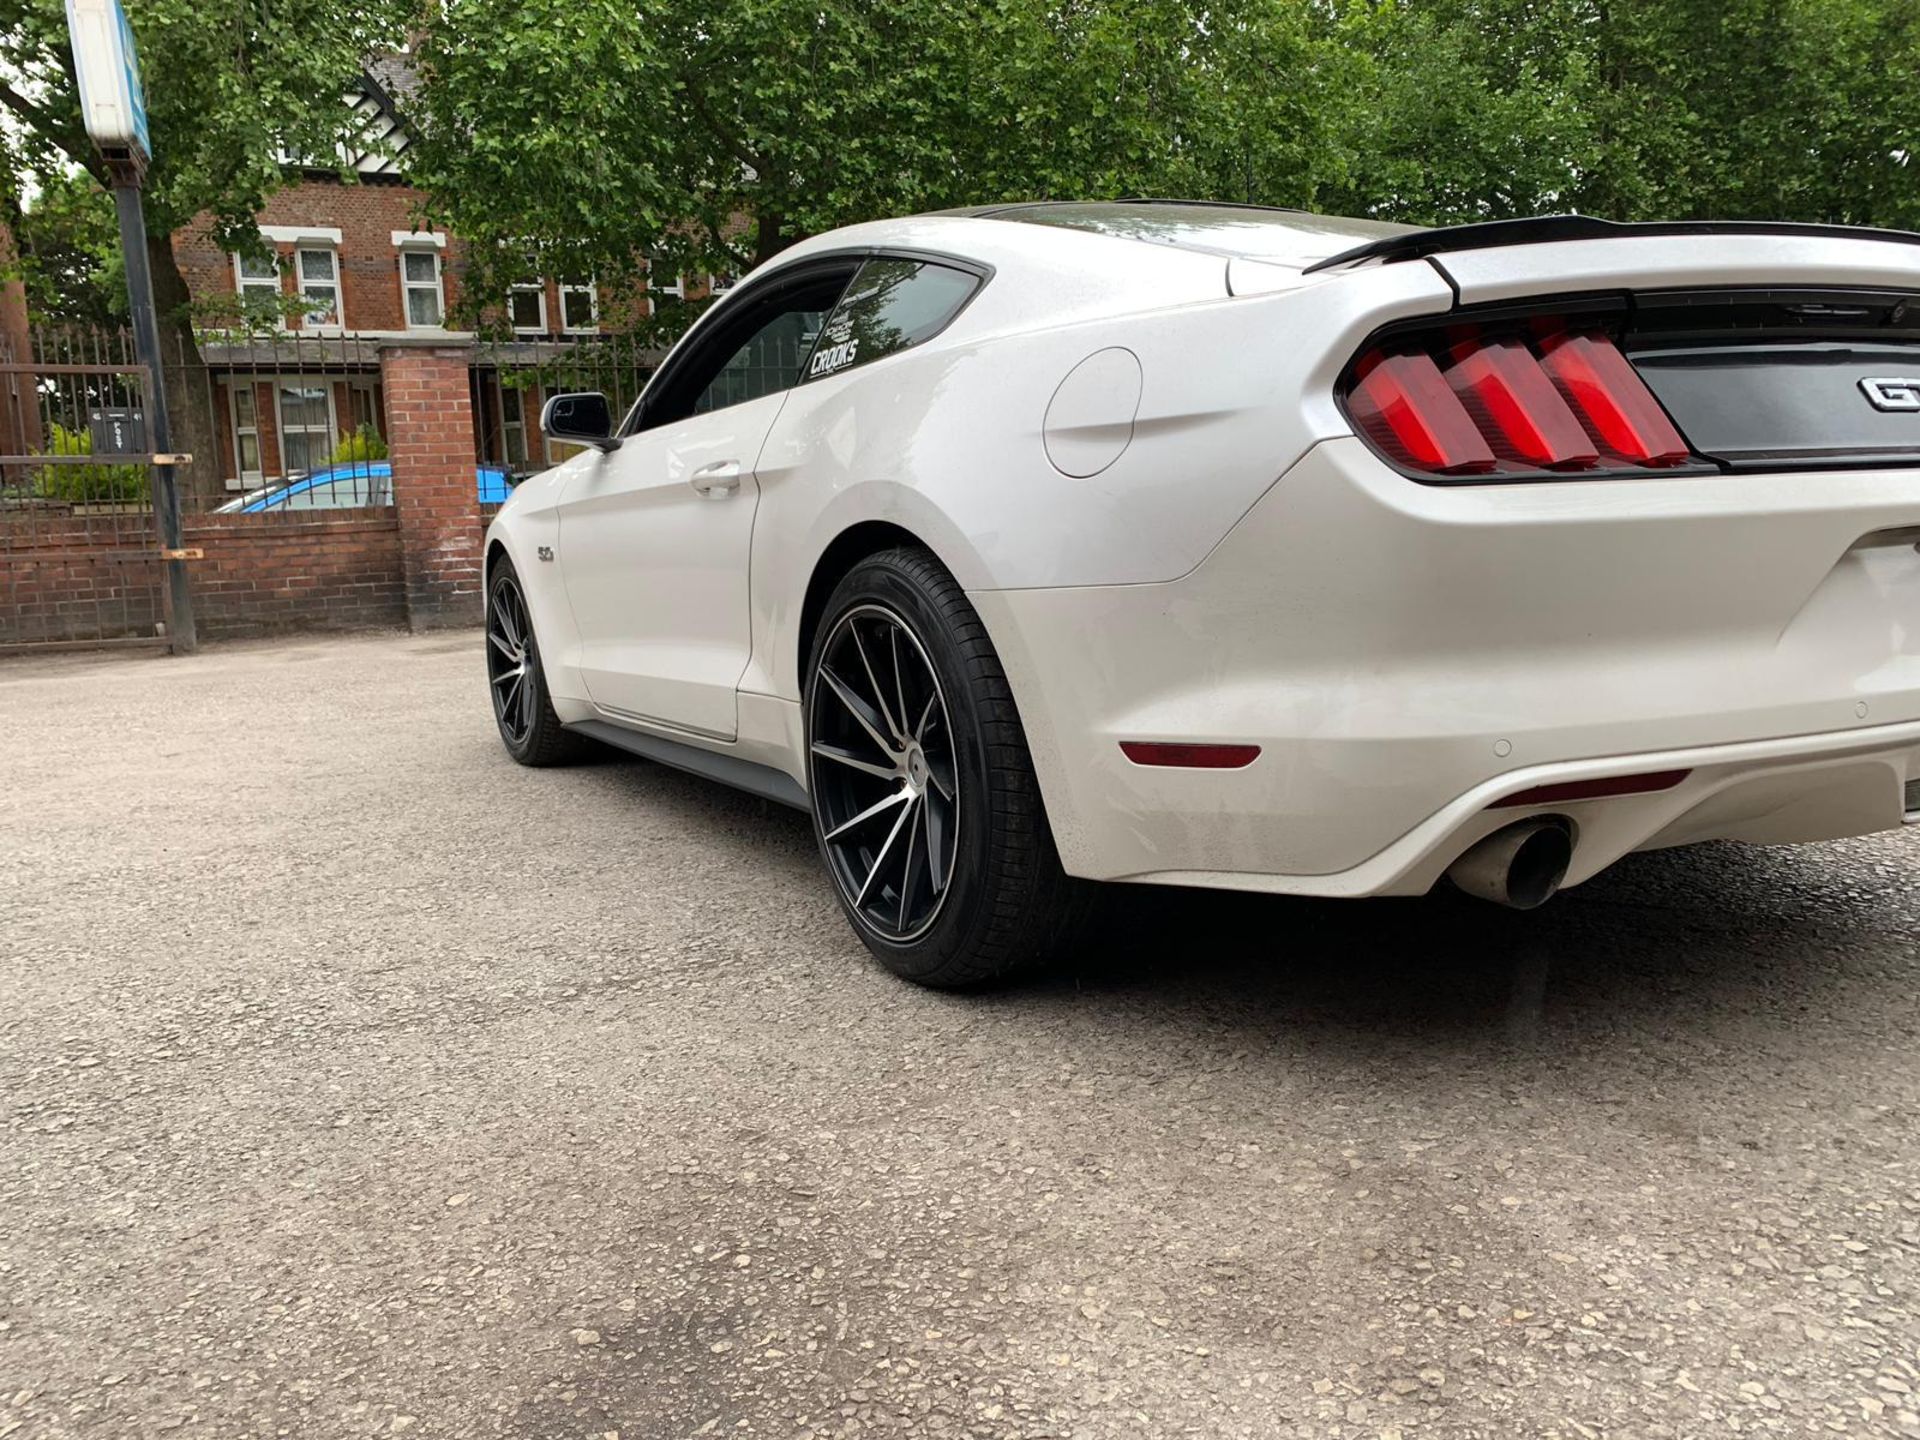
[11,168,123,327]
[407,0,1360,333]
[0,0,404,464]
[1326,0,1919,230]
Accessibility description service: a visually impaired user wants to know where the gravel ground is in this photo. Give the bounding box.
[5,631,1920,1440]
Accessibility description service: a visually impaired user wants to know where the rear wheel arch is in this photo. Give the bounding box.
[796,521,933,700]
[795,521,1065,821]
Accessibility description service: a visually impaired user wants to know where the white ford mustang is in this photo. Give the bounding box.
[484,200,1920,987]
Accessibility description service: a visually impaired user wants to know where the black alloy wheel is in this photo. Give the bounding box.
[486,558,583,766]
[805,547,1095,987]
[809,602,960,943]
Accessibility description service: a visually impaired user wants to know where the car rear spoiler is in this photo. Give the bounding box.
[1302,214,1920,275]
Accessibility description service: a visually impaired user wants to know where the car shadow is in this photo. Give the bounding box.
[574,749,1909,1055]
[1012,836,1908,1060]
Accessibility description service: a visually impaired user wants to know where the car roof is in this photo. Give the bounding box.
[955,200,1418,270]
[770,202,1419,280]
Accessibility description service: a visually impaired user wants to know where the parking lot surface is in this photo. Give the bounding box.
[6,631,1920,1439]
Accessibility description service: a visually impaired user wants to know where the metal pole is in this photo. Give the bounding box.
[111,174,196,653]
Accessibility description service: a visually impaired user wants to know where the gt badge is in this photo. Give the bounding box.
[1861,377,1920,413]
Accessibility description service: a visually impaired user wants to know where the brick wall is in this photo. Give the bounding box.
[187,513,406,637]
[173,179,463,334]
[0,511,406,646]
[171,176,683,336]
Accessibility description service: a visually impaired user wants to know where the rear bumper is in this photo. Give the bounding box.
[972,438,1920,896]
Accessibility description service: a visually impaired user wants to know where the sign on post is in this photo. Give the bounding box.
[65,0,150,162]
[64,0,195,650]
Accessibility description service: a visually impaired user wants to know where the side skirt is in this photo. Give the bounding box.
[569,718,812,813]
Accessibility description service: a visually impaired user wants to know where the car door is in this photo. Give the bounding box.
[557,261,858,740]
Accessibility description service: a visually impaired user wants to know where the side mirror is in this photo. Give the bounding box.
[540,392,621,452]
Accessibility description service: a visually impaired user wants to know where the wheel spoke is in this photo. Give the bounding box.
[855,795,916,910]
[888,626,911,747]
[925,755,955,803]
[851,622,902,742]
[820,665,898,760]
[518,662,536,731]
[914,692,937,743]
[824,785,911,842]
[488,627,517,660]
[897,797,920,932]
[811,741,899,781]
[924,793,947,894]
[498,670,523,720]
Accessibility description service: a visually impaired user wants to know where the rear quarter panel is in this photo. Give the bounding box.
[743,256,1456,704]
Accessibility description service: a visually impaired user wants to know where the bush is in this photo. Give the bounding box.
[34,423,149,504]
[329,423,388,465]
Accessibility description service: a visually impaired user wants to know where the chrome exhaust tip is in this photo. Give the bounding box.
[1447,818,1572,911]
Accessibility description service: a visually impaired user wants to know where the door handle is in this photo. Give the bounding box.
[689,460,742,498]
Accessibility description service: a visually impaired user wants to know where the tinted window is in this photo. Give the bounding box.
[803,259,980,383]
[694,302,834,415]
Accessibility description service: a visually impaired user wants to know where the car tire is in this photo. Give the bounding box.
[486,556,585,767]
[805,546,1097,988]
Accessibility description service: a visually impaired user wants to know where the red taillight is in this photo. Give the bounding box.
[1345,323,1693,480]
[1120,742,1261,769]
[1446,337,1599,470]
[1348,351,1496,475]
[1537,332,1691,467]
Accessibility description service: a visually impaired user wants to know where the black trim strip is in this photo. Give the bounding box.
[570,719,812,812]
[1304,215,1920,275]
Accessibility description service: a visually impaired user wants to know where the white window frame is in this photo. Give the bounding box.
[229,382,263,488]
[508,283,548,335]
[398,247,446,330]
[274,377,339,478]
[649,261,685,304]
[294,245,342,330]
[708,271,739,297]
[500,384,529,468]
[233,252,281,310]
[560,280,599,334]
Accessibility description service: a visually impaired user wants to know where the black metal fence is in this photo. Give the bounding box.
[472,334,659,484]
[0,325,168,651]
[0,319,667,650]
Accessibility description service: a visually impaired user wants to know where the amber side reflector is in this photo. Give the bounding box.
[1490,769,1690,809]
[1120,742,1262,769]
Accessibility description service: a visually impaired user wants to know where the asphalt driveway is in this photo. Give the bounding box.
[5,632,1920,1438]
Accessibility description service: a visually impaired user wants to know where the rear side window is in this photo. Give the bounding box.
[804,258,980,383]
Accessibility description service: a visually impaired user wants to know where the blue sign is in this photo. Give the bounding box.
[113,0,149,158]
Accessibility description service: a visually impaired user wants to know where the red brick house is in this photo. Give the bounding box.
[169,56,693,495]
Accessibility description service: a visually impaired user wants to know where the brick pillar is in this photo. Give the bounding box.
[381,339,481,630]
